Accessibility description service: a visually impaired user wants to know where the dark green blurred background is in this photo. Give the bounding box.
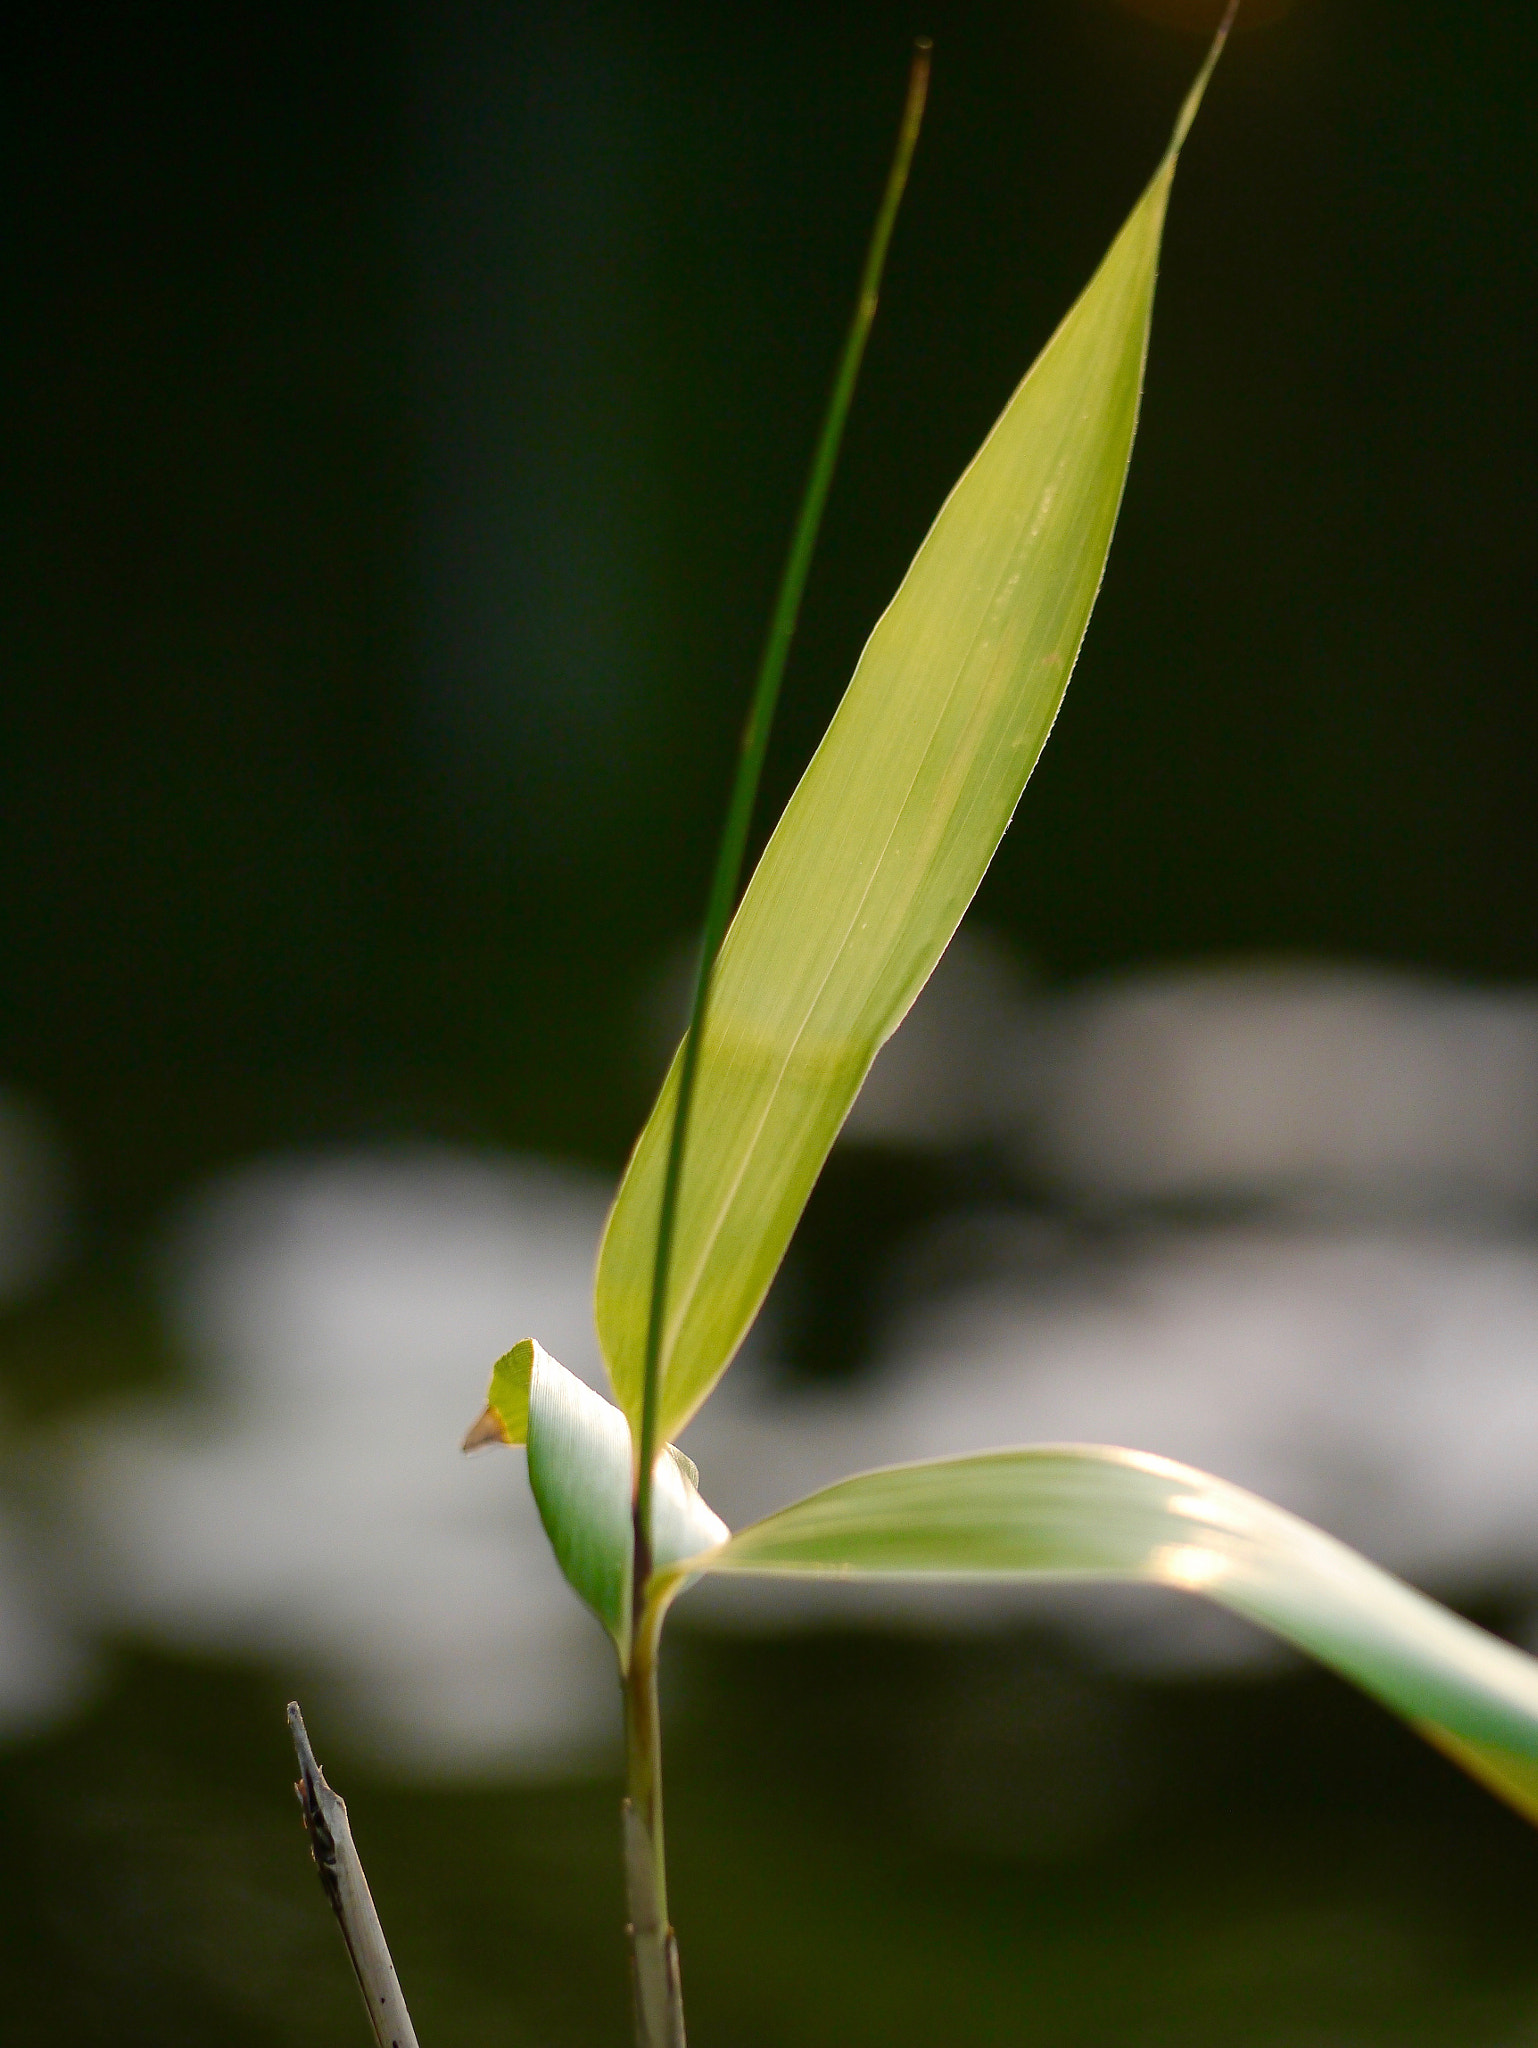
[3,0,1537,2041]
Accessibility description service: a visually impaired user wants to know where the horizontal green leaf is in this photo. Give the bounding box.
[522,1344,728,1661]
[596,38,1230,1445]
[666,1444,1538,1826]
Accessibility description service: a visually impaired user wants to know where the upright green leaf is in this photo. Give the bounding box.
[597,40,1229,1443]
[668,1445,1538,1827]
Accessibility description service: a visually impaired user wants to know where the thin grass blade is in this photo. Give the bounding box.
[632,43,931,1539]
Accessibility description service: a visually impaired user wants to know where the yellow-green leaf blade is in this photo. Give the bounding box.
[685,1445,1538,1826]
[597,78,1214,1444]
[475,1337,536,1446]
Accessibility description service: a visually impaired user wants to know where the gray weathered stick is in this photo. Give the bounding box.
[288,1701,422,2048]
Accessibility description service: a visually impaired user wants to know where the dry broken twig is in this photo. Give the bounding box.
[288,1700,421,2048]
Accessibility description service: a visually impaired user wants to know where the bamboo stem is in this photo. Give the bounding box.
[288,1701,421,2048]
[620,44,932,2048]
[623,1596,684,2048]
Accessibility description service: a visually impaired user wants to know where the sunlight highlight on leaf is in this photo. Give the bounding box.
[669,1443,1538,1828]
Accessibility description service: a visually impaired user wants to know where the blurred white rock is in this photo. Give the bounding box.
[1013,961,1538,1209]
[61,1150,620,1772]
[32,953,1538,1766]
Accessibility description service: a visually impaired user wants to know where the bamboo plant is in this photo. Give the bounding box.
[295,13,1538,2047]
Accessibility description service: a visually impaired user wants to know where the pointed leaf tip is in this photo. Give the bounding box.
[465,1335,538,1449]
[461,1405,512,1453]
[1170,0,1238,157]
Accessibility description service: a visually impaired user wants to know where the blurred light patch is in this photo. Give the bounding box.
[1023,964,1538,1209]
[21,956,1538,1766]
[1156,1543,1229,1590]
[59,1151,620,1773]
